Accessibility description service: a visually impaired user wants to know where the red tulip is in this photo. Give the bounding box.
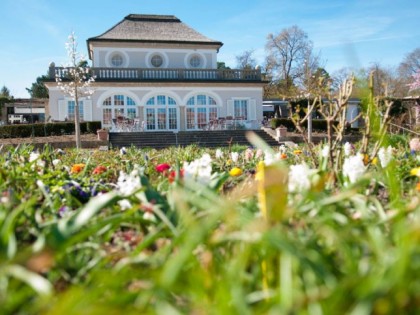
[155,163,171,173]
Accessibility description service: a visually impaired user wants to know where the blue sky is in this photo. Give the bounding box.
[0,0,419,97]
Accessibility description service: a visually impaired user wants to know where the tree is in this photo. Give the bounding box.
[265,25,316,97]
[235,50,256,70]
[26,75,49,98]
[0,85,13,121]
[217,61,231,70]
[56,32,95,149]
[408,69,420,92]
[366,63,409,98]
[398,47,420,78]
[0,85,11,98]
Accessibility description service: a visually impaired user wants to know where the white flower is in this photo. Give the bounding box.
[244,148,254,161]
[183,153,213,185]
[120,147,127,155]
[231,152,239,163]
[215,149,223,159]
[342,155,367,183]
[279,145,286,154]
[52,159,61,167]
[29,152,45,170]
[288,163,316,193]
[378,146,393,168]
[143,211,156,222]
[29,152,40,162]
[321,145,330,158]
[118,199,132,210]
[343,142,352,156]
[117,168,142,196]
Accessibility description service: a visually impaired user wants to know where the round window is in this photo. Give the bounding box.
[111,54,123,67]
[151,55,163,67]
[189,55,201,68]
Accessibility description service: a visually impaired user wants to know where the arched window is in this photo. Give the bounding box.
[186,94,218,130]
[144,95,178,130]
[102,94,137,127]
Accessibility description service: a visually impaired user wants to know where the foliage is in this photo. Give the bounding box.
[217,61,231,69]
[26,75,49,98]
[0,85,11,98]
[0,134,419,314]
[0,121,101,138]
[270,117,340,131]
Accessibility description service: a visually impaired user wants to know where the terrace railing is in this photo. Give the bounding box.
[50,65,262,82]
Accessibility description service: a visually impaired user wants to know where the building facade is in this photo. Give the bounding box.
[45,14,266,131]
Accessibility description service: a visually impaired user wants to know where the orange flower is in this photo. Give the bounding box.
[71,163,85,174]
[280,153,287,159]
[416,182,420,192]
[92,165,107,175]
[363,154,369,166]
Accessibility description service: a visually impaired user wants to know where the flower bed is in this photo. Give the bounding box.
[1,135,419,313]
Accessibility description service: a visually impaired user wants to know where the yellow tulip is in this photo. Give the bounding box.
[229,167,243,177]
[410,167,420,176]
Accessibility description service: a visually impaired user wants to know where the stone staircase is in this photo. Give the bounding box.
[109,129,280,149]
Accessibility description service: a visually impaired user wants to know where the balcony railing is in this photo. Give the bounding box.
[50,66,262,82]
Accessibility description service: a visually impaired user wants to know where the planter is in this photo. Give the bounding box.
[97,129,108,141]
[276,126,287,139]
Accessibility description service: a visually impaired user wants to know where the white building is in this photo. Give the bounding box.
[45,14,266,131]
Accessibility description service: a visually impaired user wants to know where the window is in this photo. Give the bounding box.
[111,54,123,67]
[234,100,248,119]
[67,101,84,121]
[189,55,201,68]
[101,94,137,127]
[185,94,218,130]
[151,55,163,67]
[144,95,178,130]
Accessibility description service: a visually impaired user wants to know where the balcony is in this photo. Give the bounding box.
[49,66,263,82]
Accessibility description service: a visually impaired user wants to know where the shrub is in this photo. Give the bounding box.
[0,121,101,138]
[270,118,342,132]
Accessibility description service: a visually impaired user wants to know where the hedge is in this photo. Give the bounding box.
[270,118,342,132]
[0,121,102,138]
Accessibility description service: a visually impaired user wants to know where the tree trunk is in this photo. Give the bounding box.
[74,94,81,149]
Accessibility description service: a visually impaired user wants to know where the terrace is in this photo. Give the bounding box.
[49,65,263,82]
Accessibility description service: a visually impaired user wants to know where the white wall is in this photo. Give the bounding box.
[47,85,264,128]
[93,47,217,69]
